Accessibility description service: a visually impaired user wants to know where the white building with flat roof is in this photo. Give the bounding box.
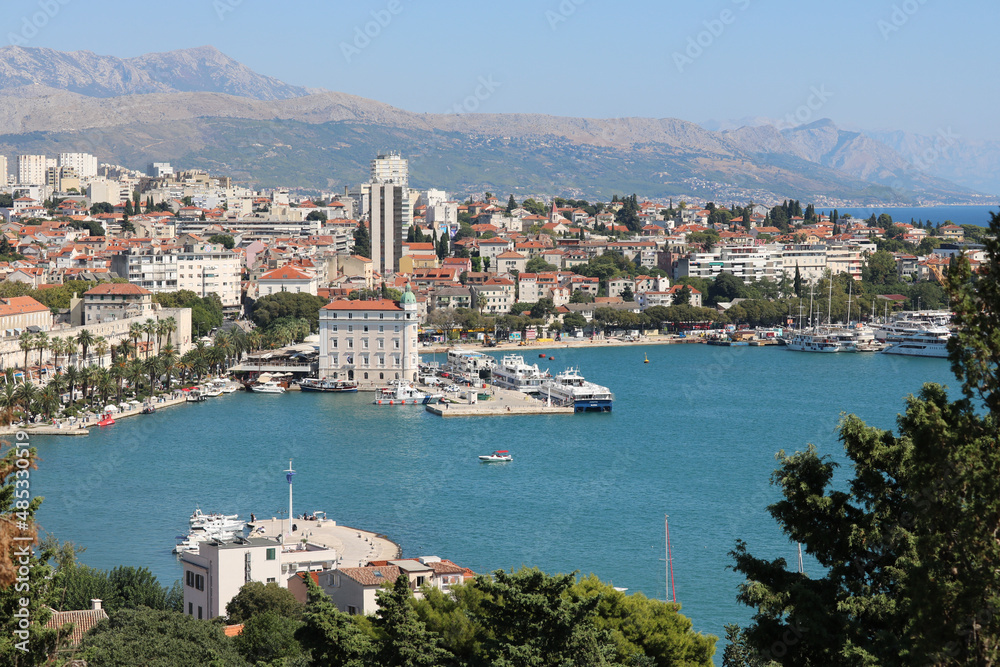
[18,154,49,186]
[176,243,242,311]
[59,152,98,180]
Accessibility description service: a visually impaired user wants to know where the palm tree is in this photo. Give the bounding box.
[34,332,49,371]
[48,336,64,373]
[75,329,95,369]
[145,356,163,394]
[94,336,109,368]
[0,383,19,425]
[143,318,157,359]
[110,361,126,401]
[477,294,487,315]
[160,344,179,391]
[94,369,114,404]
[116,338,134,363]
[64,366,79,404]
[162,316,178,346]
[80,365,99,403]
[125,359,145,397]
[156,319,171,356]
[19,332,34,379]
[37,385,58,420]
[128,322,144,359]
[15,382,37,421]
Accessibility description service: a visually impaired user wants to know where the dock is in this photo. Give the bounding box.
[425,385,574,417]
[250,517,400,567]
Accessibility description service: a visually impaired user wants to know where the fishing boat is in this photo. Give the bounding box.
[492,354,550,394]
[299,378,359,393]
[373,381,443,405]
[540,367,614,412]
[185,389,207,402]
[479,450,512,462]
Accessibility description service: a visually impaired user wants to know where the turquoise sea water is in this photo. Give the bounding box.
[816,205,997,227]
[29,344,955,660]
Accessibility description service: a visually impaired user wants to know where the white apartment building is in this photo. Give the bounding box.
[18,154,50,186]
[180,536,337,621]
[317,292,420,389]
[176,243,242,311]
[779,245,828,283]
[826,243,866,280]
[59,152,98,180]
[676,245,785,283]
[0,156,7,183]
[110,247,179,293]
[370,152,408,187]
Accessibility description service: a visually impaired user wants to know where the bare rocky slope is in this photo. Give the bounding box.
[0,46,985,201]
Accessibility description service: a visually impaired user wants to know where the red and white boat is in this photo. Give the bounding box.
[479,450,512,462]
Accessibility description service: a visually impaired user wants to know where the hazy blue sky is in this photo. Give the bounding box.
[4,0,997,139]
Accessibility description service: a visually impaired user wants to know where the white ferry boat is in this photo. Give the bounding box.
[785,329,853,353]
[880,328,951,358]
[299,378,359,392]
[874,311,952,342]
[250,380,286,394]
[540,367,614,412]
[492,354,550,394]
[446,348,497,375]
[373,381,443,405]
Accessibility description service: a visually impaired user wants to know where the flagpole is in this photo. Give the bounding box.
[284,460,295,537]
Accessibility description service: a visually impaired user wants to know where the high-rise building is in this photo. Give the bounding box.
[59,152,99,180]
[369,183,404,275]
[370,152,408,187]
[0,156,7,185]
[17,155,48,186]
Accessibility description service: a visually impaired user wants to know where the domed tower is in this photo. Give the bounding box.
[400,287,418,382]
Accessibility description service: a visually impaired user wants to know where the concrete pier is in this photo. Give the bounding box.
[250,517,400,568]
[426,385,574,417]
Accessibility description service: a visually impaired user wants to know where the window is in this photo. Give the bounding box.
[267,548,276,561]
[348,339,353,348]
[186,571,193,586]
[363,372,368,379]
[188,602,193,615]
[348,605,358,615]
[394,339,400,349]
[416,576,426,587]
[332,339,338,348]
[267,577,276,583]
[348,325,353,332]
[377,339,384,349]
[363,325,369,332]
[362,338,369,349]
[198,606,203,620]
[332,325,338,332]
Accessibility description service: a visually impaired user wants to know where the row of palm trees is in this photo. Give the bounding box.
[3,321,309,425]
[15,316,179,379]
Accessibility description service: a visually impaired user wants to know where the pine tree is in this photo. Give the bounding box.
[352,222,371,259]
[124,199,133,216]
[374,575,451,667]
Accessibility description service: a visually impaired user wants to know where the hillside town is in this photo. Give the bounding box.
[0,150,989,387]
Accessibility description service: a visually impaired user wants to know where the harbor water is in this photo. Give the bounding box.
[28,344,955,659]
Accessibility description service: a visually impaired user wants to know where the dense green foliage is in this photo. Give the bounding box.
[52,560,182,614]
[152,290,224,337]
[353,221,371,259]
[226,580,303,623]
[76,607,245,666]
[208,233,236,249]
[727,213,1000,665]
[250,292,328,331]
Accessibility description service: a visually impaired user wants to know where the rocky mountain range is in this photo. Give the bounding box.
[0,45,993,203]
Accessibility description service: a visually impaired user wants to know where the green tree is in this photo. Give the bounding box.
[620,284,635,302]
[729,213,1000,665]
[373,575,451,667]
[793,264,802,297]
[226,580,303,623]
[862,248,898,285]
[207,234,235,249]
[708,273,747,306]
[76,607,244,666]
[233,610,304,664]
[526,257,558,273]
[353,222,371,259]
[474,567,618,666]
[306,210,328,221]
[563,312,588,329]
[506,194,517,215]
[296,577,374,667]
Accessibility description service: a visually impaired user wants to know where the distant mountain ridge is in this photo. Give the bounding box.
[0,45,991,202]
[0,45,309,100]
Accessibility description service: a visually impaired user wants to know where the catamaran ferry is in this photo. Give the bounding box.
[491,354,550,394]
[540,367,614,412]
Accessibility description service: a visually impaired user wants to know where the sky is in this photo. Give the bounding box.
[3,0,998,140]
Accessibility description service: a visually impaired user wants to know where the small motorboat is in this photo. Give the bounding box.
[141,405,156,415]
[479,450,512,462]
[97,413,115,427]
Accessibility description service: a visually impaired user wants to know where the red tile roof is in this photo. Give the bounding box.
[0,296,49,317]
[322,298,403,311]
[84,283,151,296]
[261,266,312,281]
[44,608,109,646]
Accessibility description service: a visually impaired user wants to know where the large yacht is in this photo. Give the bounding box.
[491,354,550,394]
[540,367,613,412]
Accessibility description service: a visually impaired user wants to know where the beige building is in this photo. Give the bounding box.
[258,265,318,297]
[317,292,419,389]
[82,283,154,325]
[0,296,51,336]
[177,243,242,311]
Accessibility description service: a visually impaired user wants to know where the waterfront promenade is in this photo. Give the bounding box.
[250,517,400,567]
[428,385,574,417]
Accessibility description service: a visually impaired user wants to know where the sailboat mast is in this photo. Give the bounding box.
[808,282,815,330]
[826,274,833,326]
[665,514,676,603]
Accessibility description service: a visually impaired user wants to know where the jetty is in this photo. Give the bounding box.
[426,385,574,417]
